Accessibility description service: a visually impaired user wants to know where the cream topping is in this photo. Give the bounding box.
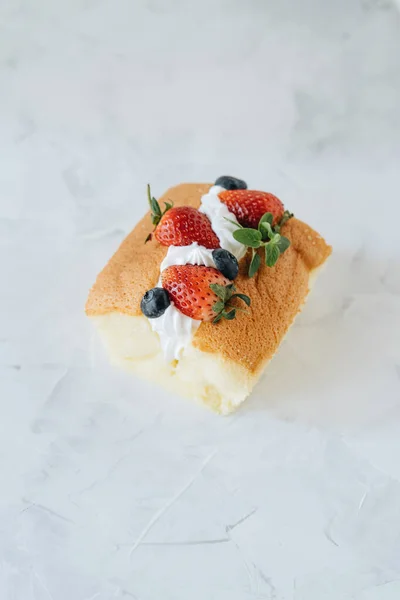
[199,185,247,261]
[160,242,215,272]
[149,186,243,361]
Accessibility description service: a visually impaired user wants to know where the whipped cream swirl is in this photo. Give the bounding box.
[160,242,215,272]
[199,186,246,261]
[149,186,244,362]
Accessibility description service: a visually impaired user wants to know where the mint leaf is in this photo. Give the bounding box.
[265,243,280,267]
[258,213,274,241]
[248,250,261,277]
[233,228,262,248]
[258,212,273,230]
[231,293,251,306]
[277,235,290,253]
[260,221,274,241]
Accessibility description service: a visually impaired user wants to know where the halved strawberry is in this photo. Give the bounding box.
[155,206,220,249]
[161,265,250,323]
[218,189,284,229]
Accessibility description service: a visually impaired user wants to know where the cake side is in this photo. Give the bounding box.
[192,242,311,374]
[85,183,211,317]
[88,259,324,414]
[89,312,255,414]
[86,183,332,373]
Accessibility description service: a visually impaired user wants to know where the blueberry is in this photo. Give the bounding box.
[140,287,170,318]
[212,249,239,280]
[214,175,247,190]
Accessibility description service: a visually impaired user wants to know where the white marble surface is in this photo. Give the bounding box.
[1,1,400,598]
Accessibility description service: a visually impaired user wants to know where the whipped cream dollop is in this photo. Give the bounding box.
[199,186,247,261]
[149,186,245,361]
[160,242,215,272]
[149,303,201,363]
[150,243,214,362]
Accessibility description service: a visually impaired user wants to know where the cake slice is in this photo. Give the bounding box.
[86,179,331,414]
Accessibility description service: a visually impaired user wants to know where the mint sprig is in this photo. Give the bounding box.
[210,283,251,324]
[233,228,262,248]
[229,211,293,277]
[249,249,261,277]
[145,184,173,243]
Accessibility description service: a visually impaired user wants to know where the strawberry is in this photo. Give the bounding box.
[145,184,220,248]
[218,189,284,229]
[155,206,220,249]
[161,265,250,323]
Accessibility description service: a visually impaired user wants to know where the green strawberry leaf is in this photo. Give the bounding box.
[213,313,223,324]
[277,235,290,253]
[231,293,251,306]
[233,228,262,248]
[210,283,229,301]
[225,283,236,298]
[275,210,294,232]
[210,283,250,324]
[212,300,225,313]
[148,184,161,216]
[146,184,173,230]
[223,309,236,320]
[248,250,261,277]
[265,243,281,267]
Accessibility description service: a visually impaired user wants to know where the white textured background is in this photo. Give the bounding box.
[1,1,400,599]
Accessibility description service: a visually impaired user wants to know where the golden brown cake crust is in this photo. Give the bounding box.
[86,183,331,372]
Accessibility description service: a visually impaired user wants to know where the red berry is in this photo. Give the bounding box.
[161,265,231,322]
[154,206,220,249]
[218,189,284,229]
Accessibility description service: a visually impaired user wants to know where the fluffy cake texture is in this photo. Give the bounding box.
[86,183,331,413]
